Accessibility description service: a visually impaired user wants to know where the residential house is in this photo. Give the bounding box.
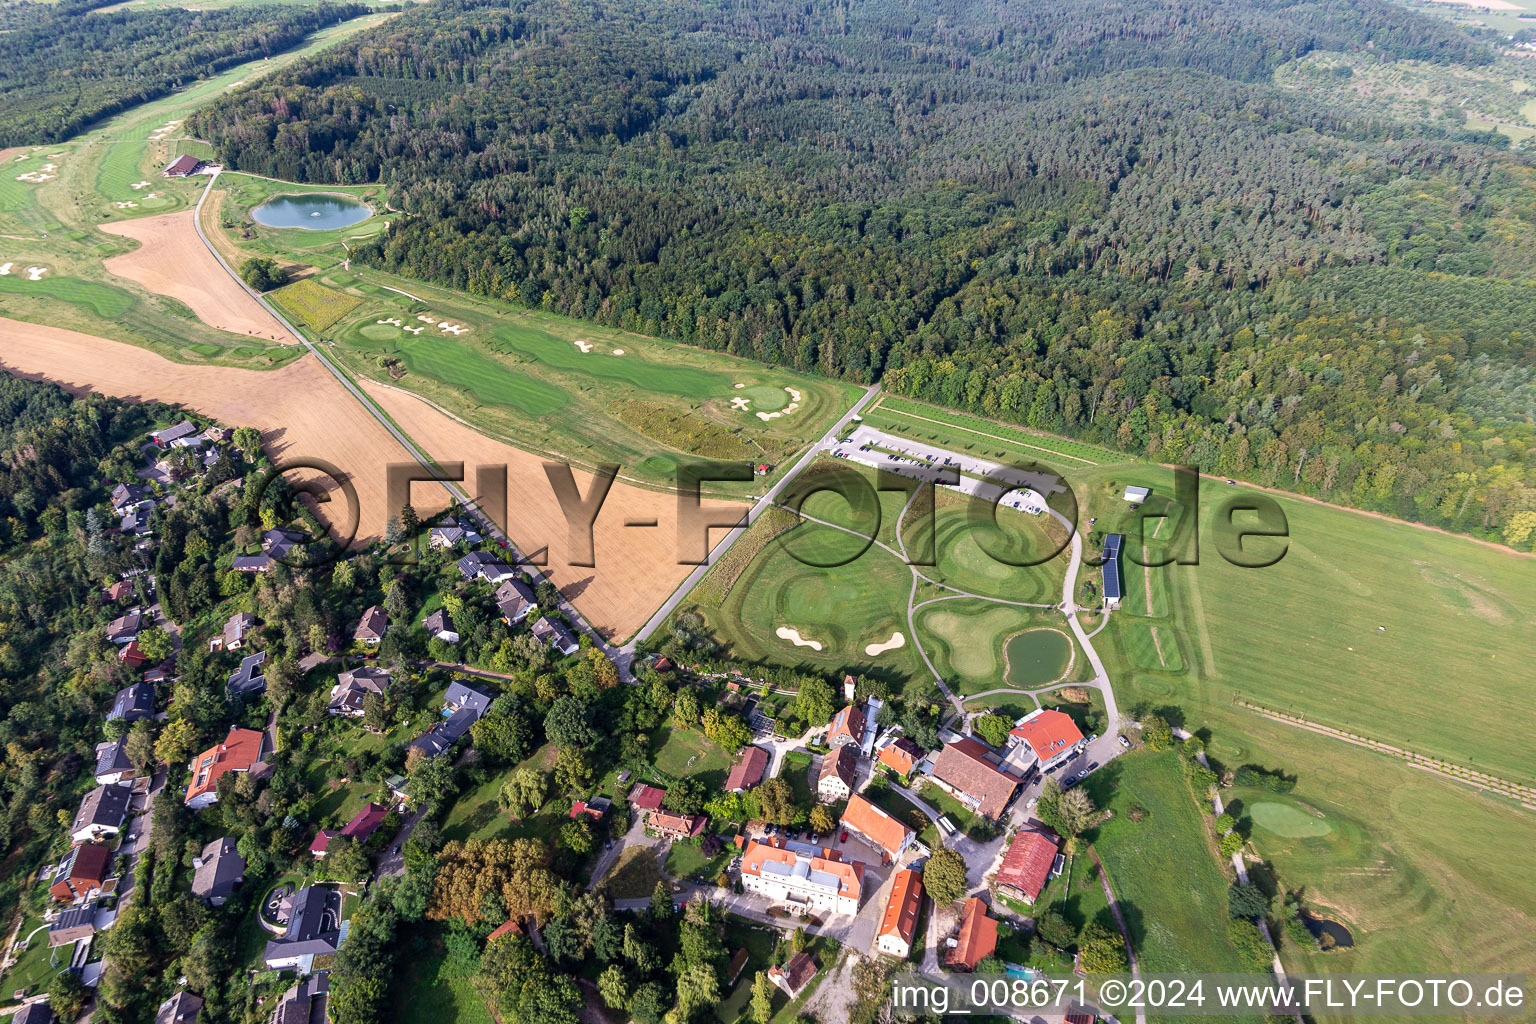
[272,973,329,1024]
[120,500,155,537]
[105,608,144,644]
[118,639,147,669]
[424,608,459,643]
[70,784,132,844]
[353,606,388,645]
[569,797,610,822]
[226,651,267,697]
[405,682,491,759]
[385,775,409,804]
[191,838,245,905]
[110,483,147,516]
[155,991,204,1024]
[311,802,390,856]
[327,666,392,718]
[108,681,156,722]
[185,727,268,808]
[49,843,113,902]
[928,739,1021,821]
[443,681,492,717]
[163,155,202,177]
[213,611,257,652]
[827,704,866,748]
[993,824,1061,905]
[12,1004,52,1024]
[428,516,481,549]
[840,794,914,862]
[877,738,923,780]
[105,579,135,603]
[817,746,858,802]
[629,784,666,812]
[531,615,580,656]
[724,746,770,793]
[263,885,343,972]
[649,811,707,840]
[94,737,135,785]
[231,528,304,573]
[47,901,98,947]
[739,837,863,916]
[875,868,923,958]
[494,578,537,624]
[944,897,998,971]
[1008,709,1086,772]
[151,420,201,446]
[456,551,515,584]
[768,952,819,999]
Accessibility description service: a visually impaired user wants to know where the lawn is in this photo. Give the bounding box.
[665,841,731,883]
[715,917,781,1023]
[441,743,564,844]
[651,726,732,790]
[864,394,1123,467]
[0,915,66,1003]
[603,845,664,900]
[389,926,496,1024]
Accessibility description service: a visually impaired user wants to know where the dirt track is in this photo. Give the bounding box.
[361,379,744,639]
[0,318,737,639]
[100,211,301,345]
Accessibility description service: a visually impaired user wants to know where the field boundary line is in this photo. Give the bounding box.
[871,396,1104,465]
[1235,699,1536,809]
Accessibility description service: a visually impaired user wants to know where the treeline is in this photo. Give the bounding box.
[188,0,1536,544]
[0,0,371,145]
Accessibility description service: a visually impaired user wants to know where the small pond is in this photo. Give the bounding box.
[251,192,371,230]
[1004,628,1072,686]
[1303,912,1355,949]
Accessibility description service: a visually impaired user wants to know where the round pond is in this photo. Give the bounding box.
[251,193,371,230]
[1003,628,1072,686]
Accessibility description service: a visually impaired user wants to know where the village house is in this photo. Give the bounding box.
[328,666,392,717]
[119,500,155,537]
[428,516,481,549]
[272,973,329,1024]
[226,651,267,697]
[993,824,1062,905]
[311,802,390,857]
[494,578,537,624]
[739,837,863,916]
[532,615,580,656]
[263,885,343,973]
[105,608,144,644]
[353,605,388,645]
[155,990,204,1024]
[118,638,148,669]
[1008,709,1086,773]
[944,897,999,971]
[49,843,113,903]
[110,483,148,516]
[827,704,866,748]
[424,607,459,643]
[185,726,268,809]
[456,551,515,584]
[150,420,201,446]
[650,811,707,840]
[724,745,770,793]
[212,611,257,652]
[768,952,819,999]
[840,793,915,862]
[108,681,155,722]
[406,681,492,759]
[105,579,135,603]
[94,737,135,786]
[875,868,923,958]
[629,783,666,813]
[928,738,1021,821]
[569,796,610,822]
[70,783,132,844]
[190,837,245,906]
[47,901,98,948]
[876,737,923,780]
[818,746,858,802]
[231,527,307,573]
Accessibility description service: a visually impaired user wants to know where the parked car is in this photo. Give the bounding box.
[1118,736,1131,748]
[840,831,848,842]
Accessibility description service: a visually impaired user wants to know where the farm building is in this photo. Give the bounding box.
[875,868,923,958]
[994,824,1061,904]
[163,155,202,177]
[1122,485,1150,503]
[1101,533,1125,610]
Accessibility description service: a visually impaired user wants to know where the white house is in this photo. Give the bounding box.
[739,838,863,917]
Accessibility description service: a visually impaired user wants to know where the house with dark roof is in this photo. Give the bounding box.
[725,746,770,793]
[185,727,267,808]
[428,516,480,549]
[328,666,391,718]
[827,704,866,748]
[928,739,1021,821]
[443,681,492,717]
[47,901,98,947]
[108,681,156,722]
[215,611,257,652]
[994,824,1062,905]
[531,616,579,656]
[163,155,202,177]
[155,991,203,1024]
[424,608,459,643]
[151,420,200,445]
[264,885,343,972]
[404,683,491,760]
[1008,709,1086,772]
[310,802,390,857]
[768,951,819,998]
[494,578,536,623]
[272,973,329,1024]
[110,482,147,516]
[1101,533,1124,610]
[353,605,388,645]
[226,651,267,697]
[105,608,144,644]
[70,784,132,844]
[49,843,113,902]
[232,553,273,573]
[191,837,245,905]
[95,736,136,785]
[120,501,155,537]
[818,746,858,803]
[456,551,515,584]
[944,896,998,971]
[13,1002,53,1024]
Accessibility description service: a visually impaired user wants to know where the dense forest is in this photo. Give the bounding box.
[0,0,370,145]
[190,0,1536,545]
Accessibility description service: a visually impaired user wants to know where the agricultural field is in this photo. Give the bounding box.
[269,277,362,332]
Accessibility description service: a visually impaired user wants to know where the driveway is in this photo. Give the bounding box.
[587,808,655,889]
[373,804,428,879]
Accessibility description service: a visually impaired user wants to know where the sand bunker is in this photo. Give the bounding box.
[24,267,46,281]
[130,181,151,190]
[416,315,436,324]
[439,322,468,335]
[100,211,301,344]
[776,626,823,651]
[403,325,424,334]
[756,385,804,422]
[0,263,11,276]
[16,163,57,184]
[864,631,906,656]
[730,397,750,411]
[147,121,180,141]
[734,383,745,389]
[376,317,402,327]
[573,340,594,353]
[612,349,624,356]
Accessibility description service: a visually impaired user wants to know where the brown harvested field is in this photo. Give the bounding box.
[0,317,403,545]
[100,211,302,345]
[361,379,747,640]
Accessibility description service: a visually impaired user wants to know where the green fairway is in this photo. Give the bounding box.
[0,273,135,317]
[915,599,1058,693]
[1248,799,1334,838]
[922,498,1065,604]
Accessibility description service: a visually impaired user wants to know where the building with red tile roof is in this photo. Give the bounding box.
[630,783,666,811]
[994,825,1061,905]
[50,843,112,903]
[185,727,267,808]
[875,868,923,958]
[945,897,998,971]
[840,793,914,861]
[817,746,858,802]
[877,738,922,779]
[1008,709,1086,770]
[487,918,524,943]
[827,704,866,748]
[725,745,770,793]
[929,738,1020,820]
[310,802,390,856]
[740,838,863,916]
[769,951,819,997]
[650,811,707,840]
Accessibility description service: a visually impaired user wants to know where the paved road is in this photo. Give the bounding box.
[627,383,884,649]
[373,804,428,879]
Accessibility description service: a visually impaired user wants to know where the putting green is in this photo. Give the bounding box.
[739,384,790,412]
[925,507,1061,603]
[1004,628,1072,686]
[916,599,1043,686]
[1251,801,1333,838]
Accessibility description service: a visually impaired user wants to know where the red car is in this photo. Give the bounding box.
[840,831,848,842]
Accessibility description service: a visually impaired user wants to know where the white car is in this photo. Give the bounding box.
[1118,736,1131,749]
